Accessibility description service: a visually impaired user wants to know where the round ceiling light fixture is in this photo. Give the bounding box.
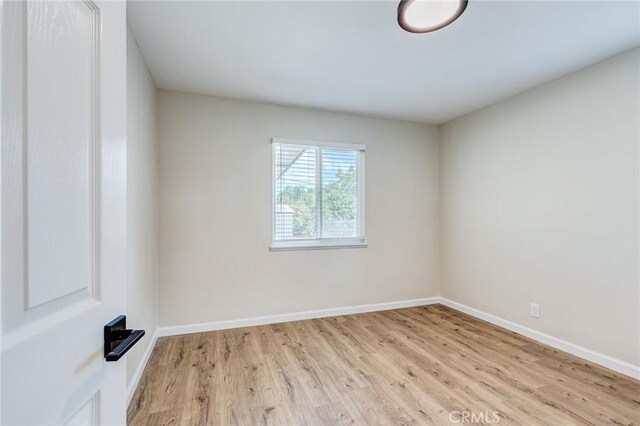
[398,0,468,33]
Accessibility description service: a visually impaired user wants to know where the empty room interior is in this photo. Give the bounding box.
[1,0,639,425]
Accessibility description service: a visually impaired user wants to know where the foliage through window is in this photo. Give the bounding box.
[272,139,365,249]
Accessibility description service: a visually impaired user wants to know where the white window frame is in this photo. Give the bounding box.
[271,137,367,251]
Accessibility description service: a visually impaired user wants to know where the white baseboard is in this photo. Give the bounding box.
[127,297,438,406]
[127,295,638,406]
[438,297,640,380]
[156,297,440,338]
[126,329,159,407]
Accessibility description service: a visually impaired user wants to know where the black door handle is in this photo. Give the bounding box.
[104,315,145,362]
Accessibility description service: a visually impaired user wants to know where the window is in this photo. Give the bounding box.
[272,138,366,250]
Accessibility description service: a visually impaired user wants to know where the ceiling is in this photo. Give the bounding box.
[128,0,640,124]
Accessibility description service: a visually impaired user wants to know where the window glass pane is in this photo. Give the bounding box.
[274,144,317,240]
[321,149,358,238]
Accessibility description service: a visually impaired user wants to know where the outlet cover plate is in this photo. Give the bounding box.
[530,303,540,319]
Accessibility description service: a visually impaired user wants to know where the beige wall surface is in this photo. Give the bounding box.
[157,92,440,327]
[440,48,640,366]
[126,28,159,385]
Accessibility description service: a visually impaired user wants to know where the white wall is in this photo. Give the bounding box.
[440,48,640,366]
[158,92,440,327]
[126,28,158,386]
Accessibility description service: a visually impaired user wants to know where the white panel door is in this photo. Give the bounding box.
[1,0,127,424]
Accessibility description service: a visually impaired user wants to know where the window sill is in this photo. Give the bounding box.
[270,239,367,251]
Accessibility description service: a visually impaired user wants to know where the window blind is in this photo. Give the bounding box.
[273,139,365,246]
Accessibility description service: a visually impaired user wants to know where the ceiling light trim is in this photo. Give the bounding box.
[397,0,468,34]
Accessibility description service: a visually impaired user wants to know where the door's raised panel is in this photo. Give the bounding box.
[64,394,98,426]
[2,0,100,333]
[26,0,99,308]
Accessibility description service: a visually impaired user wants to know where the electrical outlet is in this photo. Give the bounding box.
[530,303,540,319]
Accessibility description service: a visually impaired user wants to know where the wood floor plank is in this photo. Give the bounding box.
[128,305,640,425]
